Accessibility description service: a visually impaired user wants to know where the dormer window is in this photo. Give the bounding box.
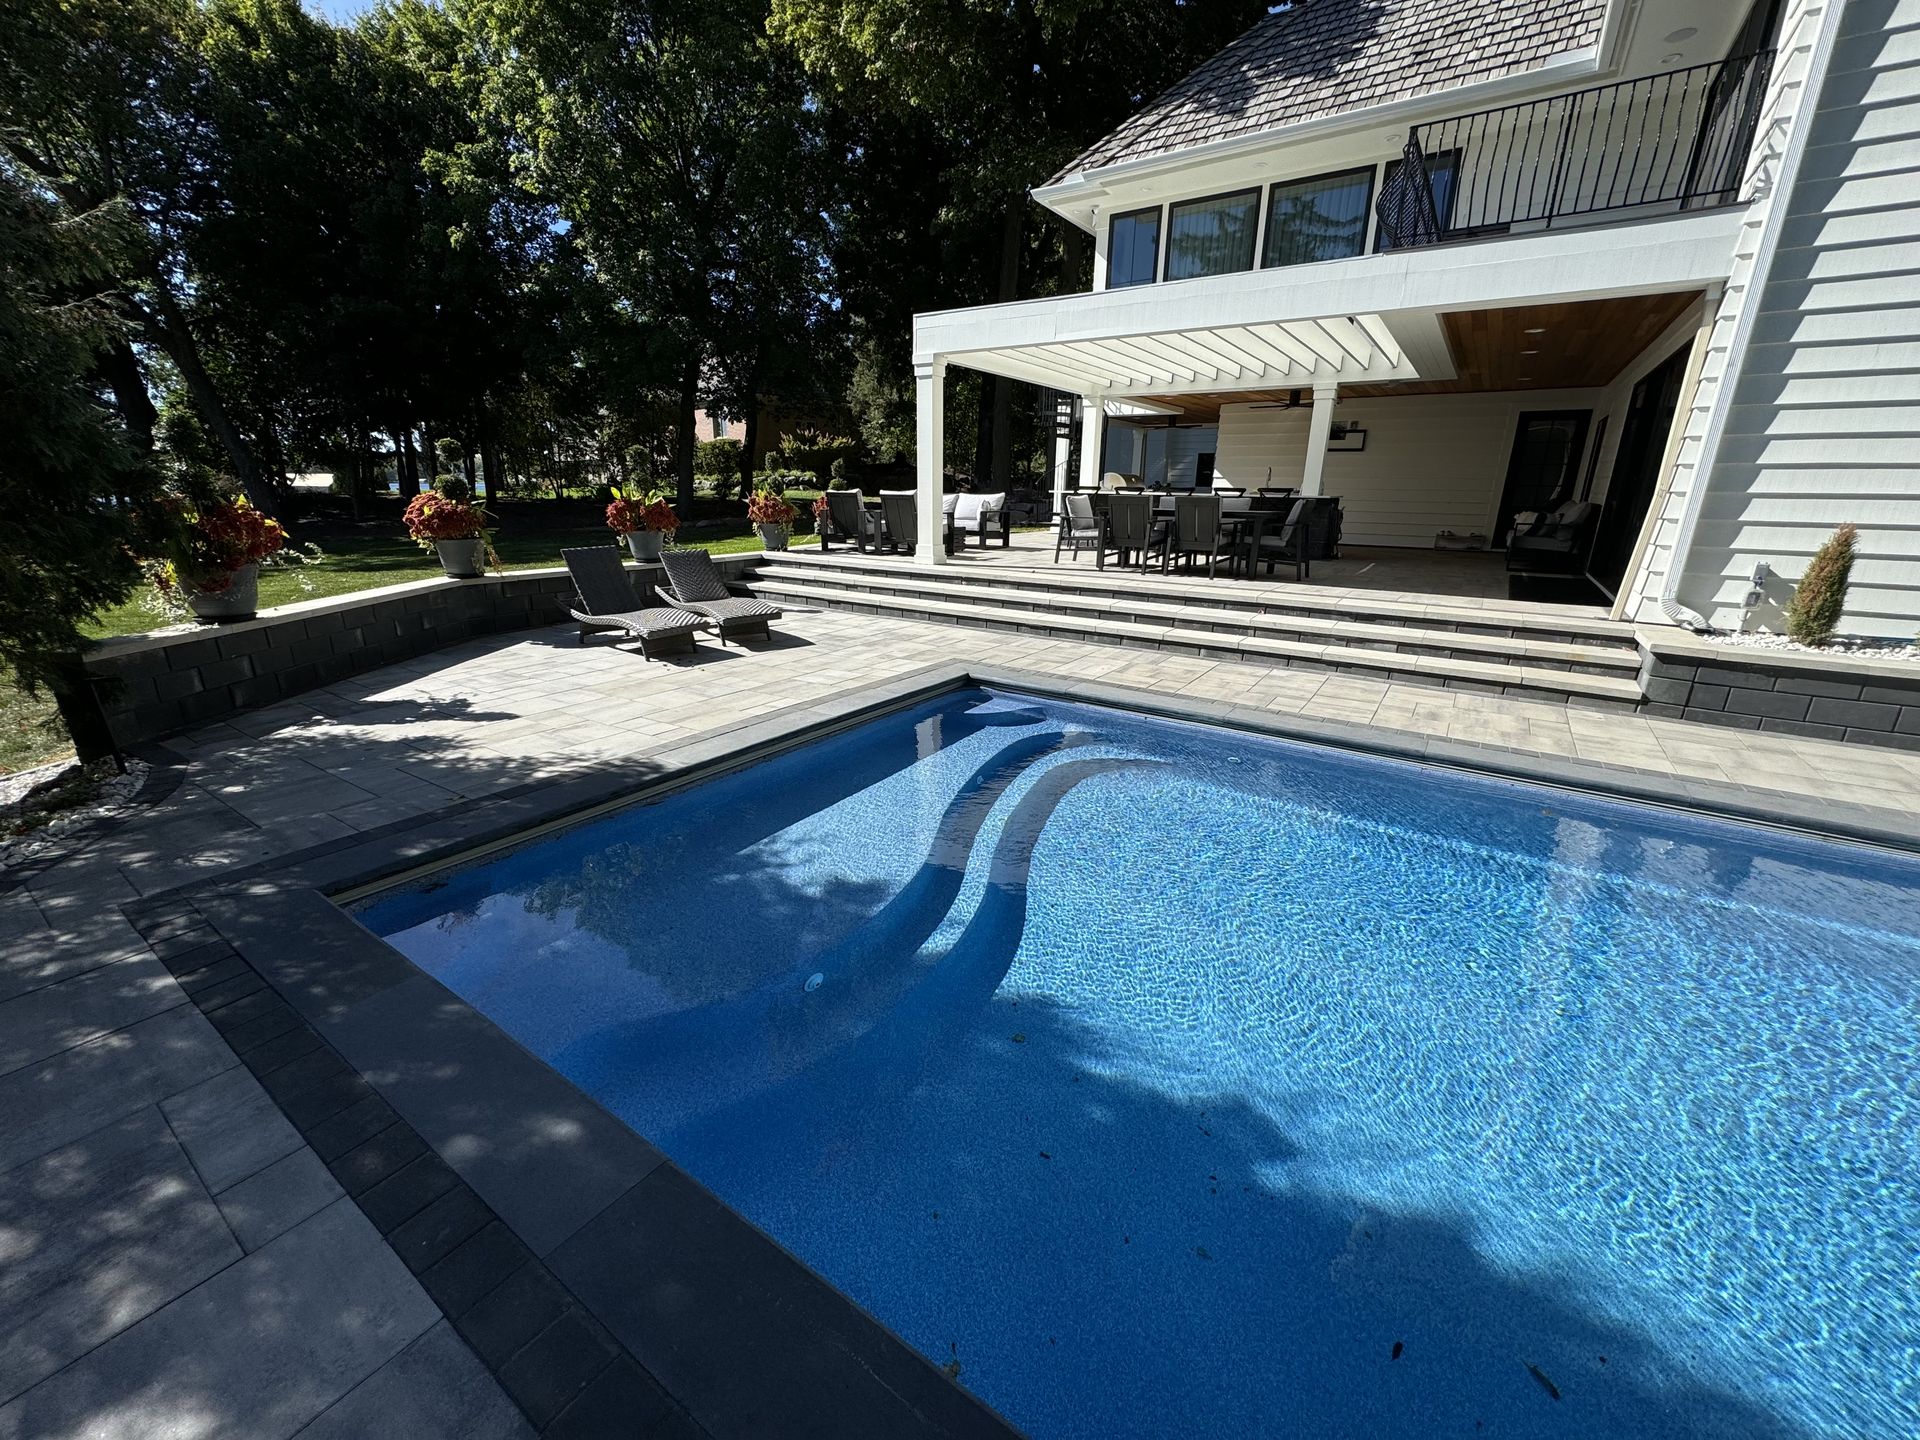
[1163,189,1259,281]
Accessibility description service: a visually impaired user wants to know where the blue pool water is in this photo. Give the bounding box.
[358,689,1920,1439]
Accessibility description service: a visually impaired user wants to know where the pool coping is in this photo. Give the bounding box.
[120,662,1920,1437]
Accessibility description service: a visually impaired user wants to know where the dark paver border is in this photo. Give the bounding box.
[118,662,1920,1437]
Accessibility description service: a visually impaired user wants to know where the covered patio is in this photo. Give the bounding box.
[907,212,1738,619]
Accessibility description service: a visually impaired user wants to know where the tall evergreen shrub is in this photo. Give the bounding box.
[1785,524,1857,646]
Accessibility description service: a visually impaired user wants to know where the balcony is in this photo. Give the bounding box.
[1377,52,1777,249]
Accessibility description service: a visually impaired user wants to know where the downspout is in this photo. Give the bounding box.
[1654,0,1846,631]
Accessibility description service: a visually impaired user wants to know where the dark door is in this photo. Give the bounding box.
[1496,410,1591,545]
[1588,344,1690,595]
[1195,452,1217,490]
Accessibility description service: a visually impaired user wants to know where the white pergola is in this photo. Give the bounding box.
[905,206,1746,563]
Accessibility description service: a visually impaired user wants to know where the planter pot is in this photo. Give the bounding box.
[435,537,487,578]
[754,523,791,553]
[625,530,665,562]
[187,563,259,624]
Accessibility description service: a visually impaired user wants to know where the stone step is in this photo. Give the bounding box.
[753,560,1639,674]
[768,549,1638,650]
[750,576,1645,707]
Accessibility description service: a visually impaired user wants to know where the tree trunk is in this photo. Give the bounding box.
[135,285,268,511]
[1058,218,1088,295]
[421,426,438,483]
[394,423,418,492]
[478,407,503,499]
[674,354,699,511]
[739,351,763,495]
[987,202,1023,489]
[97,340,156,452]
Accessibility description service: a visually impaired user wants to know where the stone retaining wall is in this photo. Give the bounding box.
[1641,644,1920,751]
[77,555,760,753]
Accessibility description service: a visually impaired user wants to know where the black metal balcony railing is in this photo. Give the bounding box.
[1376,51,1778,249]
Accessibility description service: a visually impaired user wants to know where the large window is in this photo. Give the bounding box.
[1107,206,1161,288]
[1261,166,1375,269]
[1163,189,1259,281]
[1376,150,1460,250]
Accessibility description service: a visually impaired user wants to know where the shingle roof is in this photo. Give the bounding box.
[1048,0,1607,184]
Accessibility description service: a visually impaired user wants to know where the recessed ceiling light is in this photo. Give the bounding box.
[1664,27,1698,42]
[1662,51,1686,63]
[1524,327,1546,335]
[1517,376,1534,382]
[1521,348,1539,355]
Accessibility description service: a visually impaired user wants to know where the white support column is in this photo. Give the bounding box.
[1078,396,1104,494]
[1050,397,1072,514]
[914,358,947,566]
[1299,385,1338,496]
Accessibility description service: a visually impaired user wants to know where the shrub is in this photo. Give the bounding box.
[828,458,850,489]
[694,436,742,477]
[434,471,474,504]
[1786,524,1857,646]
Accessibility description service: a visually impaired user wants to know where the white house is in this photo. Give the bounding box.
[907,0,1920,639]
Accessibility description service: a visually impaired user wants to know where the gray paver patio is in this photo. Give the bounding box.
[3,604,1917,1434]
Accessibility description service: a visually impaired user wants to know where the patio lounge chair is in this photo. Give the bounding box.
[820,489,885,553]
[879,491,955,556]
[1055,494,1105,565]
[561,546,713,659]
[1507,499,1600,573]
[657,548,783,642]
[949,492,1011,548]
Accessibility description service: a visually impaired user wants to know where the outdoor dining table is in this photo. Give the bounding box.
[1125,495,1292,579]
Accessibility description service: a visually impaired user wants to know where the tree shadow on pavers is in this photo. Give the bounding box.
[311,696,522,727]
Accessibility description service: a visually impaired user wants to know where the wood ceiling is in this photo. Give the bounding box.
[1131,292,1700,420]
[1345,292,1700,397]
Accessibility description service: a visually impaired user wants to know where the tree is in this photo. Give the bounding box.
[0,0,275,505]
[0,166,160,692]
[464,0,837,509]
[772,0,1267,481]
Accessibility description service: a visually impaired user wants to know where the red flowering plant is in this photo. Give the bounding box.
[746,487,797,527]
[153,493,287,596]
[605,484,679,536]
[404,472,494,546]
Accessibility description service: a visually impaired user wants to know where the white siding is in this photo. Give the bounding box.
[1632,0,1920,637]
[1216,391,1611,548]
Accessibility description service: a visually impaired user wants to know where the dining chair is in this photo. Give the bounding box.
[1056,494,1106,565]
[1103,492,1158,572]
[1162,494,1231,578]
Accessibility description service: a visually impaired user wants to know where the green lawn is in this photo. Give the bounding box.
[4,517,820,775]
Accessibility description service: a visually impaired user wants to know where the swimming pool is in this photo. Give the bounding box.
[358,687,1920,1440]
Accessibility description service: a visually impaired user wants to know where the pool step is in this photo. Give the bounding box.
[746,557,1646,708]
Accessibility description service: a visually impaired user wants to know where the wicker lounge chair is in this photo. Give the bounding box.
[657,548,783,642]
[561,546,712,659]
